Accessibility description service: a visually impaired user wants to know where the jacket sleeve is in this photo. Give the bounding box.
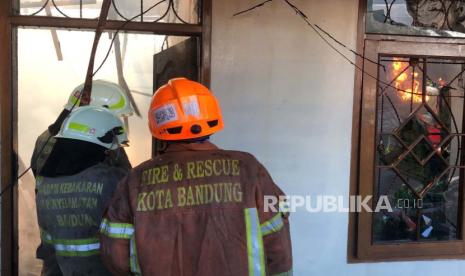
[255,162,293,276]
[99,176,134,276]
[31,130,52,177]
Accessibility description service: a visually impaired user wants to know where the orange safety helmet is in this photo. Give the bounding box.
[148,78,224,141]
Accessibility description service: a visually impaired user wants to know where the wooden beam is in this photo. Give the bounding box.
[0,0,17,274]
[44,4,64,61]
[10,16,203,36]
[200,0,212,88]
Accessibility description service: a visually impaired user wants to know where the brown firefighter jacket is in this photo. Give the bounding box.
[100,141,293,276]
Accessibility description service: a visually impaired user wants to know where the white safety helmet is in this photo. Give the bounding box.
[65,80,134,117]
[55,106,129,150]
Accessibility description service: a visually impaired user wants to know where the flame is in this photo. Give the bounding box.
[438,77,446,87]
[390,58,427,102]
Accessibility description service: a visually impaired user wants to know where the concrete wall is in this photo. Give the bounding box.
[210,0,465,275]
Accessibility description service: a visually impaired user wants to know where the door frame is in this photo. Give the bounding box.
[0,1,212,274]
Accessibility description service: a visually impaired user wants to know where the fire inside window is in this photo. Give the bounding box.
[374,56,465,242]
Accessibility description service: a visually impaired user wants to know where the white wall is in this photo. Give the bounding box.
[210,0,465,275]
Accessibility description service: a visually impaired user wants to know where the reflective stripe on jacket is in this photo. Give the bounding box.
[100,142,293,276]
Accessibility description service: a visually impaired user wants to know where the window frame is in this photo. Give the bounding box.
[349,0,465,263]
[0,0,212,274]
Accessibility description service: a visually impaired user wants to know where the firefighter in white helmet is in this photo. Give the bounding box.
[36,106,130,276]
[31,80,134,176]
[31,80,133,275]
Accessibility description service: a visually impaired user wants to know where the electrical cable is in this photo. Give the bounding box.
[234,0,384,70]
[7,1,177,199]
[3,88,87,198]
[313,24,386,71]
[233,0,273,16]
[0,134,53,197]
[233,0,465,99]
[13,0,169,188]
[14,90,84,178]
[92,0,168,77]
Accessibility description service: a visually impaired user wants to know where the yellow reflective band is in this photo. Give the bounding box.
[69,122,90,133]
[99,218,134,239]
[40,229,100,257]
[130,235,141,275]
[54,241,100,257]
[70,95,81,107]
[261,213,284,236]
[109,95,126,110]
[244,208,265,276]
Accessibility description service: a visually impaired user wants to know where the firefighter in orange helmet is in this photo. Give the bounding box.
[99,78,293,275]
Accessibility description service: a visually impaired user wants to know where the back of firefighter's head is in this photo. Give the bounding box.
[56,106,129,150]
[148,78,224,141]
[42,106,129,177]
[65,80,134,118]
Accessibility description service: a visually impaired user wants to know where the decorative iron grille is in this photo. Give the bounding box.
[18,0,200,24]
[374,56,465,243]
[367,0,465,37]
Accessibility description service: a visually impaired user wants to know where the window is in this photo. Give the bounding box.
[0,0,211,274]
[374,56,464,244]
[367,0,465,37]
[350,0,465,262]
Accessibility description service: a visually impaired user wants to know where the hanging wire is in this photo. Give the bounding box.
[283,0,406,94]
[233,0,465,99]
[235,0,465,209]
[313,24,386,71]
[13,0,169,190]
[92,0,168,76]
[237,2,465,196]
[7,85,88,197]
[1,139,53,197]
[233,0,273,16]
[11,0,221,194]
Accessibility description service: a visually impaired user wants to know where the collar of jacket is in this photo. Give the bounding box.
[165,141,219,152]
